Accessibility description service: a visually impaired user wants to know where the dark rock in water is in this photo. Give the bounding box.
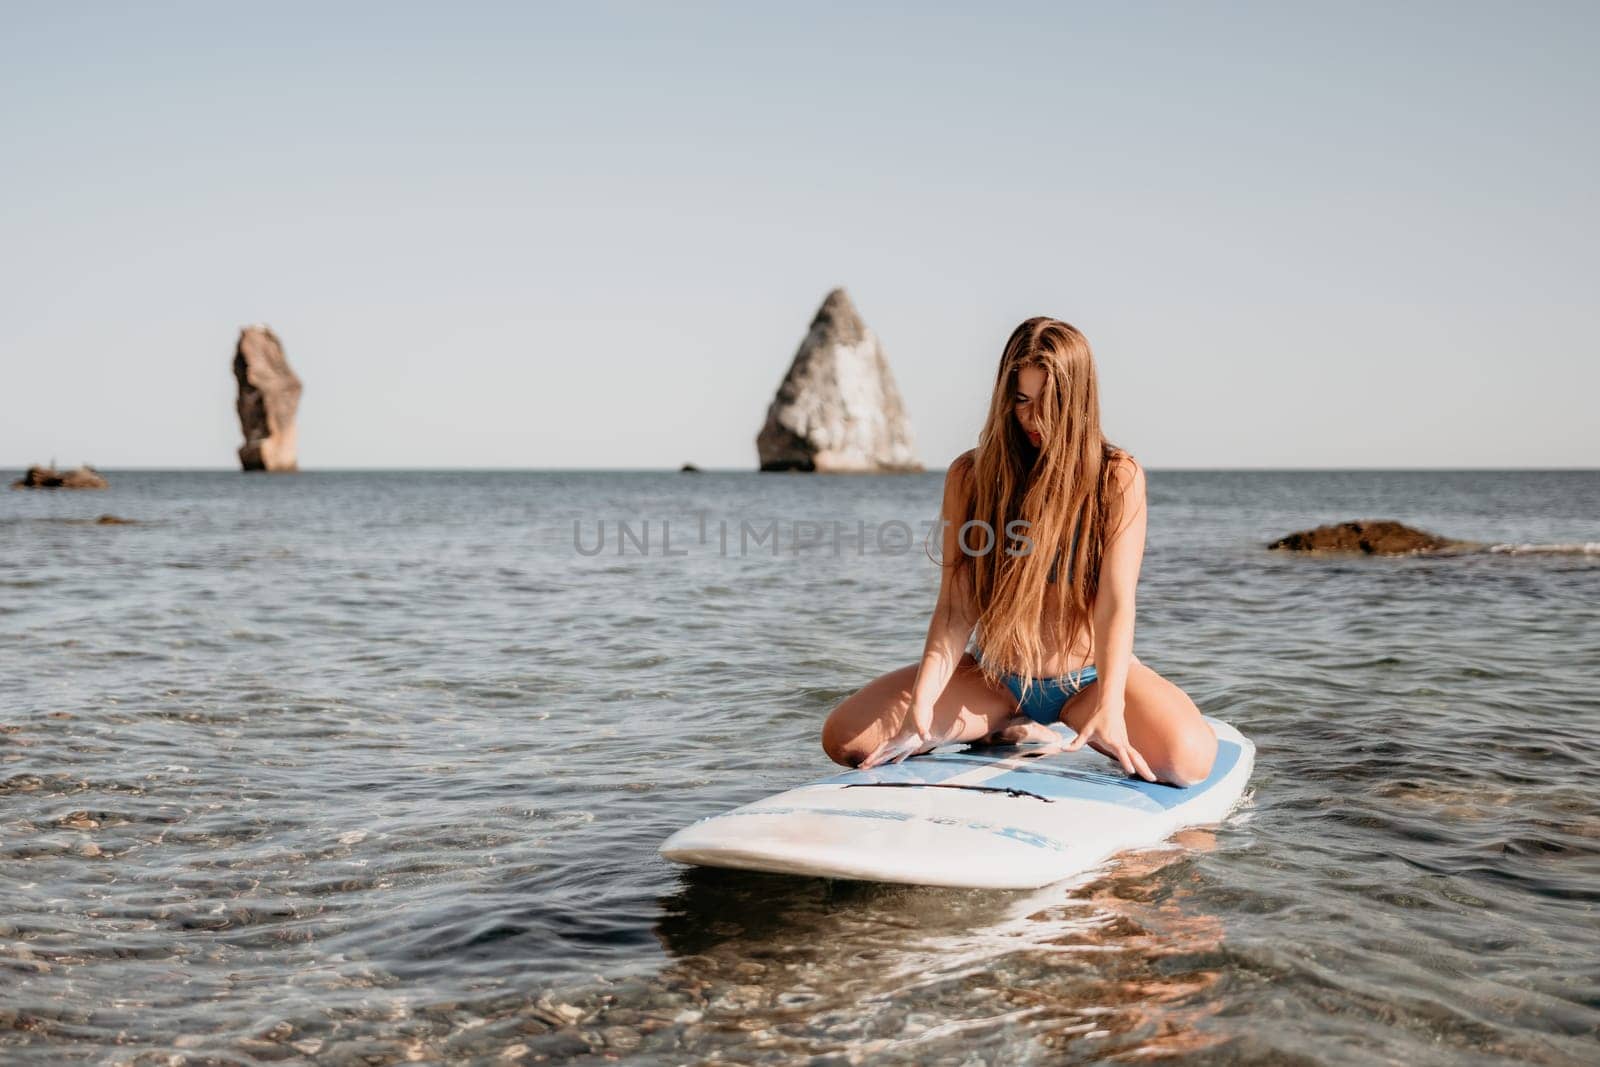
[95,514,134,524]
[681,463,700,472]
[11,465,108,489]
[756,289,922,473]
[1268,520,1474,556]
[234,324,302,471]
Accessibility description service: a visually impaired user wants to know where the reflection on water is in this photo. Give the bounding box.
[643,837,1234,1065]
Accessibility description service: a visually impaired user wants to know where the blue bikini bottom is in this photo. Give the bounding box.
[980,655,1099,726]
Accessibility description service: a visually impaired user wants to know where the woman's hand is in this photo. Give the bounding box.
[1064,700,1157,782]
[856,729,925,770]
[858,709,935,770]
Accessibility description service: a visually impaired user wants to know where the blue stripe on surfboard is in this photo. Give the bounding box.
[816,758,999,789]
[956,739,1243,811]
[693,804,1071,853]
[978,740,1243,812]
[818,740,1244,814]
[918,752,1147,787]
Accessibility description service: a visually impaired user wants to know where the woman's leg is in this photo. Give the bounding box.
[1060,658,1218,787]
[821,653,1020,767]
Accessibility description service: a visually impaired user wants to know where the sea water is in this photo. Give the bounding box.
[3,469,1597,1064]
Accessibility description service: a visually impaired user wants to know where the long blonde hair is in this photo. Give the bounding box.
[940,317,1130,701]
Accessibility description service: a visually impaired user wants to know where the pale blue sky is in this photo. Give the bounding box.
[3,1,1596,469]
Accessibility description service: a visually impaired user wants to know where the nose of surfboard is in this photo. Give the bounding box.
[659,718,1254,889]
[659,791,1093,889]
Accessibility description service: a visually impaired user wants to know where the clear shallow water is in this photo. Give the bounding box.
[2,469,1597,1065]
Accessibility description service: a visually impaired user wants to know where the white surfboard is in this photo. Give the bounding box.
[659,717,1254,890]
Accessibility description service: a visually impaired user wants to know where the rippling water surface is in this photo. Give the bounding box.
[3,469,1598,1065]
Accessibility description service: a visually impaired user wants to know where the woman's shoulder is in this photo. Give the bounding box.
[1104,445,1141,473]
[941,450,978,509]
[1103,446,1146,499]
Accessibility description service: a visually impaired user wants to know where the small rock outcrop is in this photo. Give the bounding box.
[234,325,302,471]
[756,289,922,473]
[11,465,108,489]
[1268,520,1474,556]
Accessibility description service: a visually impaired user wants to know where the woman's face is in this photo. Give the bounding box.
[1013,364,1046,447]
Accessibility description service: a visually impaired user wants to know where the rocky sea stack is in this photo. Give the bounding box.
[235,325,302,472]
[1268,520,1475,556]
[756,289,922,473]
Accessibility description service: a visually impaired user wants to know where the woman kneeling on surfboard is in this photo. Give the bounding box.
[821,317,1218,786]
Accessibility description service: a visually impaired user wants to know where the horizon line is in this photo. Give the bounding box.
[8,465,1598,474]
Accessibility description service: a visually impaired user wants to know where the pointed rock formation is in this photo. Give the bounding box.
[756,289,922,472]
[234,325,302,471]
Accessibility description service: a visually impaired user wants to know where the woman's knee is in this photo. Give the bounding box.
[1161,723,1218,788]
[820,705,867,767]
[819,673,912,767]
[1120,664,1216,787]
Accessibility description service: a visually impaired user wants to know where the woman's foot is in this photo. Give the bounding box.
[976,715,1061,747]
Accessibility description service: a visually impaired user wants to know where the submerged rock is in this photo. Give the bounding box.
[11,465,108,489]
[756,289,921,473]
[234,324,302,471]
[1268,520,1475,556]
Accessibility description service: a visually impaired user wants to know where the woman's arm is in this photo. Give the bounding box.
[1090,455,1146,716]
[905,454,980,741]
[1065,453,1157,780]
[859,454,977,768]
